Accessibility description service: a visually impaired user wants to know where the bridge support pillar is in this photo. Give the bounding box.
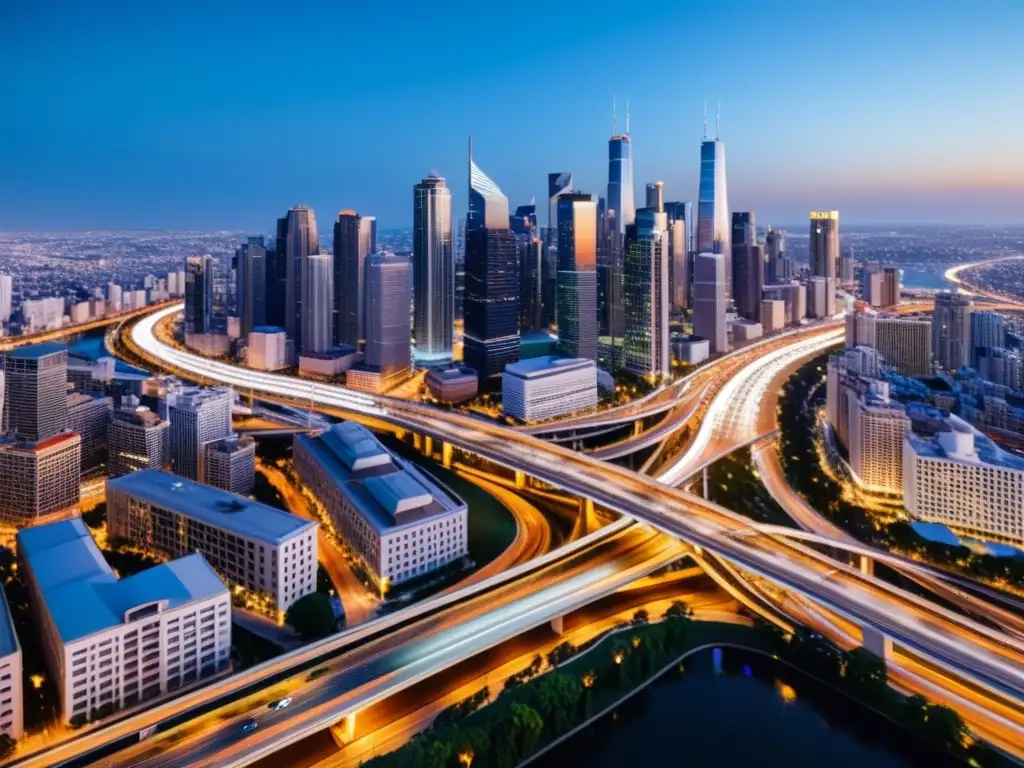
[860,626,892,660]
[633,419,643,436]
[329,713,357,747]
[577,498,595,535]
[702,467,710,500]
[413,433,422,451]
[423,436,434,458]
[550,615,564,635]
[441,441,453,469]
[858,555,874,577]
[515,470,527,490]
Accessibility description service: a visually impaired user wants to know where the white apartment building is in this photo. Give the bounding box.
[166,385,233,481]
[17,518,230,725]
[904,415,1024,547]
[247,327,289,371]
[106,470,317,615]
[845,311,933,377]
[203,435,256,495]
[0,589,23,741]
[760,299,786,334]
[848,397,910,495]
[501,355,597,422]
[293,422,468,591]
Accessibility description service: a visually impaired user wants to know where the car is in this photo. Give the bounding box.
[241,717,259,733]
[268,697,292,710]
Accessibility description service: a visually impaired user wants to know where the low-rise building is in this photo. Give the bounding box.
[671,334,710,365]
[293,422,468,591]
[0,589,22,741]
[247,327,289,371]
[760,299,786,334]
[298,346,357,379]
[501,356,597,422]
[106,470,317,615]
[17,518,230,725]
[425,366,478,403]
[202,434,256,495]
[107,405,170,477]
[731,319,762,343]
[904,414,1024,547]
[0,433,81,526]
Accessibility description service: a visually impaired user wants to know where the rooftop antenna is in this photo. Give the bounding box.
[716,100,721,139]
[613,96,617,136]
[703,100,708,140]
[625,99,630,135]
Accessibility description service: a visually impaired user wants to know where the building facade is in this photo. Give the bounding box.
[107,406,170,477]
[247,326,289,371]
[235,239,266,338]
[0,433,81,526]
[412,176,454,363]
[166,385,233,481]
[845,312,933,377]
[623,208,670,375]
[68,393,111,474]
[2,342,69,442]
[932,291,973,373]
[202,435,256,496]
[300,253,334,355]
[693,253,727,354]
[284,206,319,355]
[556,193,599,361]
[364,253,413,384]
[730,211,764,322]
[501,356,598,422]
[809,211,839,317]
[333,211,376,348]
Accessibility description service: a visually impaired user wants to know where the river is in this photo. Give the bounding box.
[532,647,959,768]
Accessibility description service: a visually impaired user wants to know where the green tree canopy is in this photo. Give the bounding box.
[284,592,337,639]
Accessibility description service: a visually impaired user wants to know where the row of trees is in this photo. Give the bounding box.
[777,355,1024,591]
[365,604,694,768]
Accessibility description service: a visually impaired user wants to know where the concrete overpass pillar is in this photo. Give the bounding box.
[413,433,422,451]
[441,441,453,469]
[860,626,892,660]
[633,419,643,436]
[858,555,874,577]
[550,615,564,635]
[515,470,527,490]
[329,713,357,746]
[702,467,710,499]
[423,436,434,458]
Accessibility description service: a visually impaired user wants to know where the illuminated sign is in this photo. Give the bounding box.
[810,211,839,220]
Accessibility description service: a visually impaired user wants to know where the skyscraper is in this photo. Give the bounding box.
[365,253,412,382]
[0,275,11,324]
[557,193,599,361]
[333,210,375,347]
[412,175,454,363]
[970,310,1007,369]
[184,255,214,336]
[645,181,664,212]
[623,208,670,375]
[547,172,573,247]
[664,201,693,313]
[519,237,545,332]
[932,291,973,372]
[730,212,764,322]
[284,205,319,353]
[693,253,727,355]
[235,239,266,338]
[765,226,791,284]
[881,267,901,308]
[167,385,233,481]
[2,342,69,442]
[696,107,730,293]
[264,215,289,329]
[809,211,839,317]
[607,103,636,236]
[301,253,334,354]
[464,145,519,379]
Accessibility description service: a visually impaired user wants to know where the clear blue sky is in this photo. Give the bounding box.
[2,0,1022,230]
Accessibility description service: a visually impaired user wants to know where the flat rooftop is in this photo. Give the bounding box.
[505,355,594,379]
[296,422,464,533]
[107,469,316,545]
[5,341,67,360]
[18,518,227,644]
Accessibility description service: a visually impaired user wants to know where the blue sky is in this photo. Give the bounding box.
[1,0,1022,230]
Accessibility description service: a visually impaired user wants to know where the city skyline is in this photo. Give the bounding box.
[2,1,1023,230]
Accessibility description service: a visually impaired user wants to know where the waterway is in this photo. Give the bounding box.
[533,647,958,768]
[66,327,148,373]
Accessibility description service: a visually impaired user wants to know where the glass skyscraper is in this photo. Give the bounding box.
[464,149,519,379]
[664,201,693,312]
[184,254,214,336]
[730,211,764,322]
[235,239,266,338]
[623,208,670,375]
[412,175,454,363]
[284,205,319,353]
[365,253,412,381]
[607,134,635,236]
[547,172,572,247]
[697,131,730,294]
[557,193,598,362]
[809,210,839,317]
[333,210,375,348]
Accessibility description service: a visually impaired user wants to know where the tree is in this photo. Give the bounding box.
[0,734,14,760]
[532,672,581,733]
[81,502,107,530]
[284,592,337,639]
[449,727,489,767]
[546,641,577,668]
[843,648,887,697]
[631,609,649,626]
[920,704,969,754]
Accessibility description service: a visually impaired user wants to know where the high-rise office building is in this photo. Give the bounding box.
[235,239,266,338]
[203,435,256,496]
[645,182,664,212]
[68,392,110,474]
[765,226,792,284]
[0,433,81,525]
[364,253,412,383]
[809,211,839,317]
[284,205,319,353]
[933,291,973,373]
[881,267,901,308]
[696,108,730,293]
[845,311,933,377]
[547,172,573,248]
[862,264,884,306]
[333,210,375,348]
[664,202,692,313]
[183,255,214,336]
[839,247,856,287]
[264,216,289,328]
[167,385,233,481]
[518,237,545,332]
[0,275,11,324]
[623,208,670,375]
[970,310,1007,369]
[607,108,635,236]
[693,253,727,354]
[412,175,454,363]
[2,342,69,442]
[730,212,764,321]
[300,253,333,354]
[464,147,519,379]
[107,405,169,477]
[556,193,599,361]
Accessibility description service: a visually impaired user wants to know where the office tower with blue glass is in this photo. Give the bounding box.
[364,253,413,385]
[547,172,573,247]
[235,238,266,338]
[557,193,599,361]
[696,106,730,295]
[664,201,692,313]
[283,205,319,354]
[694,252,728,355]
[184,255,214,336]
[333,210,376,348]
[623,208,670,375]
[464,143,519,379]
[300,253,334,355]
[731,211,764,322]
[412,175,454,364]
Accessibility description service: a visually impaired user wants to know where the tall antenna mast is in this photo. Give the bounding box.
[716,100,721,139]
[612,96,617,135]
[703,100,708,140]
[625,99,630,135]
